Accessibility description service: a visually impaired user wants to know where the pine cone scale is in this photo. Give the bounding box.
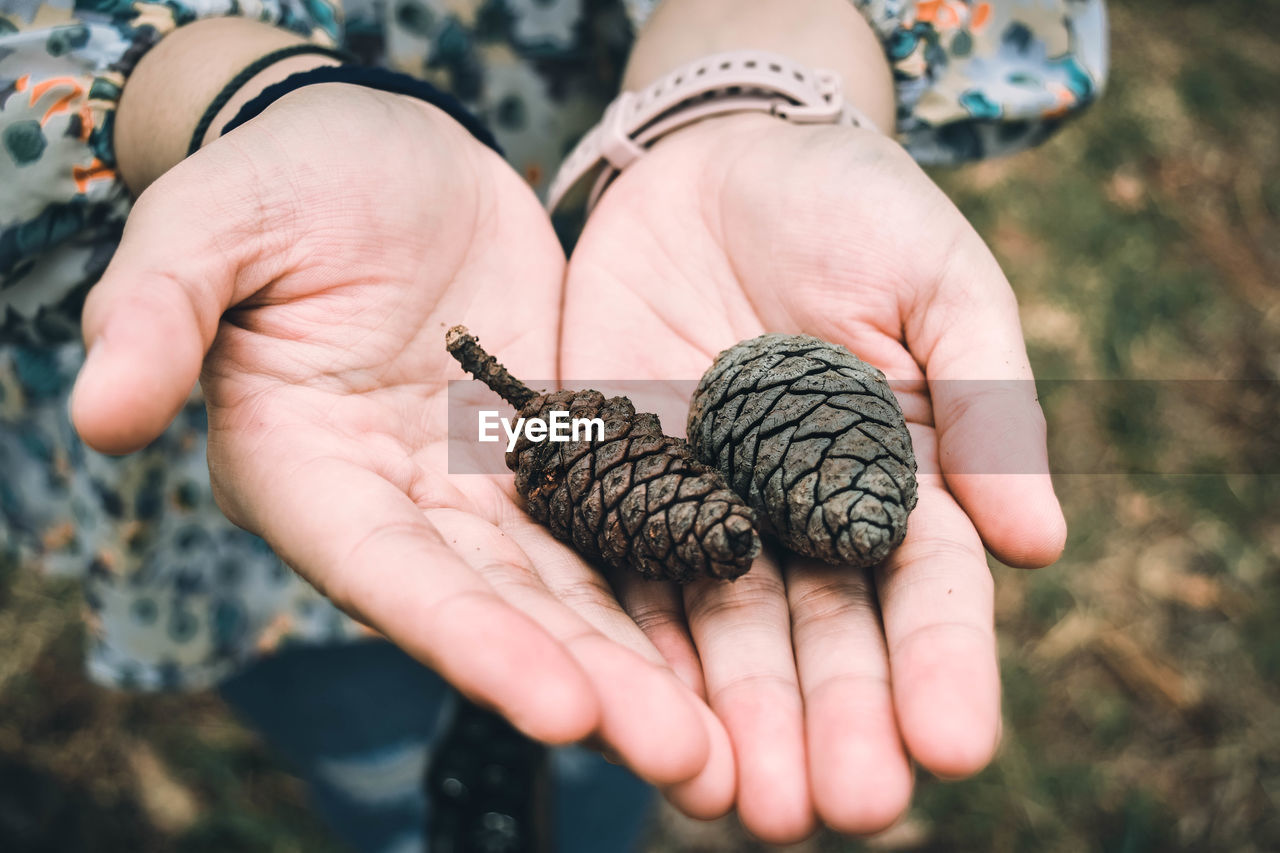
[689,333,919,568]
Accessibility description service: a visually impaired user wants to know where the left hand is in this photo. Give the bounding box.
[559,114,1067,842]
[70,86,734,815]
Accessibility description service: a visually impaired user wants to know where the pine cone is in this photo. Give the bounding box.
[447,327,760,582]
[687,333,918,568]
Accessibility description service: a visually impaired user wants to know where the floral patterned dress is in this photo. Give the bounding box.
[0,0,1108,690]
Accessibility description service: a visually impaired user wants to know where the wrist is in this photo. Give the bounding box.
[197,52,346,151]
[215,64,504,161]
[645,79,887,163]
[261,83,492,165]
[115,18,342,194]
[623,0,894,133]
[547,48,884,215]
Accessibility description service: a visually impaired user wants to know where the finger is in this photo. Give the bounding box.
[877,469,1001,778]
[787,559,913,835]
[437,509,713,789]
[70,155,285,454]
[501,517,674,667]
[685,555,814,844]
[660,697,737,821]
[503,517,734,816]
[613,573,706,697]
[906,232,1066,567]
[238,452,600,746]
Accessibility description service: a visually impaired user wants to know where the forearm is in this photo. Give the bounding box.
[623,0,894,132]
[115,18,343,194]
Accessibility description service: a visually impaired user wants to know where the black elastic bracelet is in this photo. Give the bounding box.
[187,44,356,157]
[219,65,504,157]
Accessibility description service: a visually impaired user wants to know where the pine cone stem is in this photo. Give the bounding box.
[444,325,761,582]
[446,325,540,409]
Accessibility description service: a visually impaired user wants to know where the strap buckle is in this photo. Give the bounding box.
[598,91,646,171]
[771,71,844,124]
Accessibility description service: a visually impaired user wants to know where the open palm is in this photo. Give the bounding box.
[70,85,733,814]
[561,114,1068,841]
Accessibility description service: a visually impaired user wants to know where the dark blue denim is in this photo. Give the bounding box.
[219,639,654,853]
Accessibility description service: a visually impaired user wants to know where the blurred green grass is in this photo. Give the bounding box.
[2,1,1278,851]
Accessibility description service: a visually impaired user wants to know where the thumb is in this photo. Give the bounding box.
[70,155,281,454]
[907,233,1067,568]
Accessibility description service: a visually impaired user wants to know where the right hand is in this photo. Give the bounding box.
[70,84,733,817]
[559,114,1066,839]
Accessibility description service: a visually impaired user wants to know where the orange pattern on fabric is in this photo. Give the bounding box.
[41,520,76,550]
[916,0,967,30]
[1042,83,1076,119]
[915,0,990,31]
[73,158,117,193]
[971,2,992,30]
[19,74,105,187]
[256,612,297,653]
[77,103,95,140]
[22,75,89,126]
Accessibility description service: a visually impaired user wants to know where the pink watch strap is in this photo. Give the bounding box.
[546,49,877,214]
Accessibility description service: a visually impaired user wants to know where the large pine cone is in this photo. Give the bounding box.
[510,389,760,582]
[687,334,918,568]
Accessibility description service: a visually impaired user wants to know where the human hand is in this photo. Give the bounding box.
[69,85,734,815]
[560,114,1067,841]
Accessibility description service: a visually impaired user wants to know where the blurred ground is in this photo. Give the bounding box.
[2,1,1278,851]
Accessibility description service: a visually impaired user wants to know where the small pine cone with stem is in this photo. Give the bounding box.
[687,333,918,568]
[447,326,760,582]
